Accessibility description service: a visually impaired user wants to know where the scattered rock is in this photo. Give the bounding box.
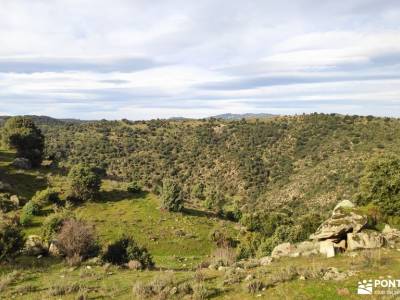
[12,158,32,169]
[322,267,347,281]
[347,230,385,251]
[271,242,296,258]
[48,240,62,256]
[86,257,102,266]
[24,235,47,256]
[259,256,273,266]
[244,274,253,281]
[9,195,20,207]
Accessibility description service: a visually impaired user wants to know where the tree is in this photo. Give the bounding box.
[68,164,101,202]
[2,117,44,167]
[0,218,25,262]
[102,236,154,268]
[56,219,99,265]
[161,178,184,212]
[356,155,400,215]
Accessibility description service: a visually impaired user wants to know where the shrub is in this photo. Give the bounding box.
[41,211,71,243]
[211,247,236,267]
[102,236,154,268]
[68,164,101,202]
[161,178,184,212]
[0,218,25,262]
[356,155,400,215]
[32,188,61,206]
[19,201,40,226]
[2,116,44,167]
[0,194,17,213]
[56,219,99,264]
[127,182,142,194]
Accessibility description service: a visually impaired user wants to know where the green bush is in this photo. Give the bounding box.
[0,218,25,262]
[161,178,184,212]
[2,116,44,167]
[19,201,39,226]
[357,155,400,215]
[68,164,101,202]
[41,211,72,243]
[102,236,154,268]
[32,188,61,206]
[127,182,142,194]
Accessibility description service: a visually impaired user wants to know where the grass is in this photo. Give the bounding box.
[2,148,400,299]
[1,249,399,299]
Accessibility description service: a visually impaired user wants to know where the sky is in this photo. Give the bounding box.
[1,0,400,120]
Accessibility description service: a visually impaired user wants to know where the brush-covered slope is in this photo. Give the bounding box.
[39,113,400,216]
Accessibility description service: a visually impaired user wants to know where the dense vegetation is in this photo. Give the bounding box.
[1,113,400,299]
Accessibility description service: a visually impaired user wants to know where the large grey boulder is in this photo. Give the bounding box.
[310,210,367,241]
[319,240,335,258]
[347,230,385,251]
[12,158,32,169]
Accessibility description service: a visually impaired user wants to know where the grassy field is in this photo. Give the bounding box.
[1,249,400,299]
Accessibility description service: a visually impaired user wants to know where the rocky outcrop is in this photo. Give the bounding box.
[347,231,385,251]
[382,225,400,248]
[12,158,32,169]
[271,242,296,258]
[309,210,367,241]
[272,200,400,260]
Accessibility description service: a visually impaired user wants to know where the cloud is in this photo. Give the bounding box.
[0,0,399,119]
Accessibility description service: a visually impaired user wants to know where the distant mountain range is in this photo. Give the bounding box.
[0,113,277,124]
[210,113,277,120]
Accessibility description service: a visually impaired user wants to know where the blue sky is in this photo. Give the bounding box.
[1,0,400,119]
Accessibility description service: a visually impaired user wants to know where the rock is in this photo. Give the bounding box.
[12,158,32,169]
[9,195,20,207]
[333,200,355,212]
[347,230,385,251]
[319,240,335,258]
[259,256,273,266]
[86,257,102,266]
[310,211,367,241]
[127,260,142,270]
[208,264,217,270]
[25,235,47,256]
[271,242,296,258]
[48,240,62,256]
[322,267,347,281]
[244,274,253,281]
[296,241,319,256]
[382,225,400,248]
[218,266,227,271]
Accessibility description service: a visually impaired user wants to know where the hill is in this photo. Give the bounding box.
[211,113,276,120]
[1,113,400,299]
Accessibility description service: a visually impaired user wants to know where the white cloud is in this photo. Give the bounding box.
[0,0,400,119]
